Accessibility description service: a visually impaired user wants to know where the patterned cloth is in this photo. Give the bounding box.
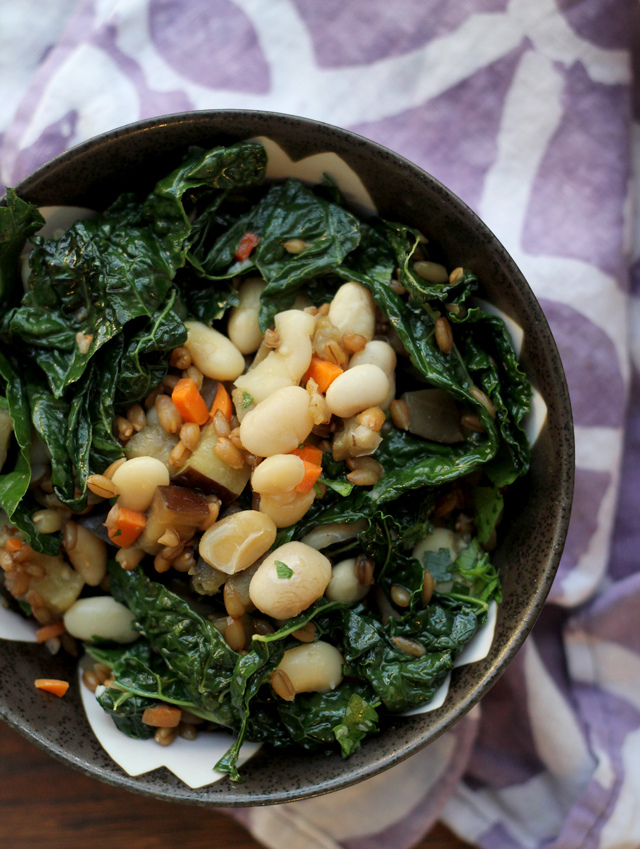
[1,1,638,847]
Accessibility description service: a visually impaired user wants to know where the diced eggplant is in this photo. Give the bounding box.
[28,554,85,615]
[401,389,464,444]
[171,421,250,503]
[125,423,179,470]
[189,558,227,596]
[138,485,209,554]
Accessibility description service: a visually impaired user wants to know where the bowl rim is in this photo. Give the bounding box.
[1,108,575,806]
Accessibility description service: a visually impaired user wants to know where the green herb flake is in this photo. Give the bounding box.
[241,391,254,409]
[275,560,294,580]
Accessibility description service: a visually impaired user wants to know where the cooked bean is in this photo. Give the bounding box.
[240,385,314,457]
[325,558,370,604]
[235,310,315,403]
[251,454,305,494]
[328,282,375,342]
[184,320,245,381]
[111,456,170,513]
[275,642,344,695]
[198,510,277,575]
[65,525,107,586]
[325,364,389,419]
[300,519,368,550]
[249,541,331,619]
[63,596,138,643]
[227,277,266,355]
[258,488,316,528]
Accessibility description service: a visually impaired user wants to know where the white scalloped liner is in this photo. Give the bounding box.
[0,139,547,783]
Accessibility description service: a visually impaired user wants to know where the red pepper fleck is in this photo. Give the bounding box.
[234,231,260,262]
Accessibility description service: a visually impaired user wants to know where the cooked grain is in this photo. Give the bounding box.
[270,668,295,701]
[435,316,454,354]
[390,399,411,431]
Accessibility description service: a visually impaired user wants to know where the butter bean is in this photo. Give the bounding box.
[239,385,314,457]
[251,454,305,494]
[235,310,315,403]
[249,541,331,619]
[328,282,375,342]
[184,320,245,381]
[348,340,397,410]
[276,642,344,695]
[258,488,316,528]
[199,510,277,575]
[64,596,138,643]
[325,364,389,419]
[325,557,369,604]
[111,456,170,513]
[227,277,265,355]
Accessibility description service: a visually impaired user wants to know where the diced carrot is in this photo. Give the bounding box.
[142,704,182,728]
[5,538,22,553]
[302,355,344,393]
[209,382,233,422]
[294,460,323,493]
[171,377,209,425]
[35,679,69,698]
[234,231,260,262]
[107,506,146,549]
[290,444,323,466]
[36,621,66,643]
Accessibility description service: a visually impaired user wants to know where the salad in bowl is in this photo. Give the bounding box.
[0,128,542,791]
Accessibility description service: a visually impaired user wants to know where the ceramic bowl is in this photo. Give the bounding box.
[0,110,574,806]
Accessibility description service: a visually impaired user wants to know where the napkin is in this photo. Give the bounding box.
[0,1,637,847]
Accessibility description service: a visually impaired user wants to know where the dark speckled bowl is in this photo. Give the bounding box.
[0,111,574,806]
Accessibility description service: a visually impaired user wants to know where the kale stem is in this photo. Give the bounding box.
[440,591,488,613]
[251,601,338,643]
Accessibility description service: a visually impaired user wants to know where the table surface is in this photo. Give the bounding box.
[0,720,473,849]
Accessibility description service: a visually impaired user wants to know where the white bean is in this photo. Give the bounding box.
[301,519,368,550]
[235,310,315,403]
[227,277,265,354]
[249,541,331,619]
[64,596,138,643]
[184,320,245,381]
[276,642,344,694]
[348,340,397,410]
[251,454,304,494]
[325,364,389,419]
[325,558,369,604]
[66,525,107,586]
[111,456,170,513]
[258,488,316,528]
[240,385,314,457]
[199,510,277,575]
[328,282,375,341]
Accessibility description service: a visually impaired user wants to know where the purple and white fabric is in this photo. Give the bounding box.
[1,1,637,847]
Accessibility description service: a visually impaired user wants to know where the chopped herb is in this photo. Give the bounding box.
[241,391,254,409]
[275,560,294,579]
